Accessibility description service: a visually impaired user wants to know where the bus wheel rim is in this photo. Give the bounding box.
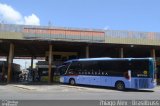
[71,80,75,85]
[117,83,123,90]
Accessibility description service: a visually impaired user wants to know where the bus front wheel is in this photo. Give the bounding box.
[115,81,125,90]
[69,78,76,85]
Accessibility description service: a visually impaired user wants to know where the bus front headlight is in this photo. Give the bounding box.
[60,77,64,83]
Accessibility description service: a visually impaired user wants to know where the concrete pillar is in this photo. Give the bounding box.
[31,57,33,69]
[7,43,14,83]
[150,49,157,77]
[31,57,34,82]
[48,44,52,83]
[86,45,89,58]
[151,49,156,58]
[119,48,124,58]
[2,63,5,81]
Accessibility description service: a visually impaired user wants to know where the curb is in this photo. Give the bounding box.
[13,85,36,90]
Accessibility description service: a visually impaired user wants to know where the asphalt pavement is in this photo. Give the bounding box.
[0,84,160,100]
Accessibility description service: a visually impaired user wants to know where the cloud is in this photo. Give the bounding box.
[104,26,110,30]
[24,14,40,25]
[0,3,40,25]
[0,3,22,24]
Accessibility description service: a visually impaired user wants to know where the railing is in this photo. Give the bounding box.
[106,30,160,40]
[0,24,24,32]
[0,24,105,43]
[1,24,160,44]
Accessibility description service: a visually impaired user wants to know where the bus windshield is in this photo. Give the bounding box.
[58,62,70,75]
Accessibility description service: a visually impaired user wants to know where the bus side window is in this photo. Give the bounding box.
[88,71,91,75]
[95,71,97,75]
[99,61,108,76]
[92,70,94,75]
[130,60,149,77]
[81,61,92,75]
[84,69,87,75]
[92,61,100,76]
[98,70,101,75]
[82,71,84,75]
[102,71,104,75]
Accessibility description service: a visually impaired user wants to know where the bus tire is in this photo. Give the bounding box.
[69,78,76,85]
[115,81,125,90]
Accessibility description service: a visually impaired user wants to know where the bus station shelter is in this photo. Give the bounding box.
[0,24,160,83]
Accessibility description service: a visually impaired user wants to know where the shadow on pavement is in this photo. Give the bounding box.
[0,82,60,86]
[124,89,154,92]
[64,84,155,92]
[23,82,60,85]
[0,83,8,85]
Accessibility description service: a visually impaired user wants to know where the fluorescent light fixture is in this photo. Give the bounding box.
[130,45,134,47]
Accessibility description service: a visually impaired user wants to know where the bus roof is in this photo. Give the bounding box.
[65,57,154,63]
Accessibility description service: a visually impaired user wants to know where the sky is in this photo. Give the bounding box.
[0,0,160,69]
[0,0,160,32]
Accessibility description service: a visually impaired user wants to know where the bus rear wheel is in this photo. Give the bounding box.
[115,81,125,90]
[69,79,75,85]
